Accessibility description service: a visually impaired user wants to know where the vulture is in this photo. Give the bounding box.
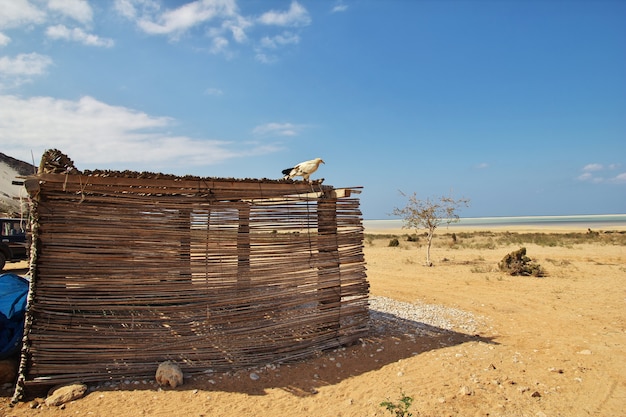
[282,158,325,182]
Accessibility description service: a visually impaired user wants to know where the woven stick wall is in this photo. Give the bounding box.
[16,150,368,391]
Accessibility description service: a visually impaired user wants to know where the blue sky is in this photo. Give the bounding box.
[1,0,624,219]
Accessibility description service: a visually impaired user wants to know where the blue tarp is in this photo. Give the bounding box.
[0,273,29,359]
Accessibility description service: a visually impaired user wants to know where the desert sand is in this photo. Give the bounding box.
[1,225,625,417]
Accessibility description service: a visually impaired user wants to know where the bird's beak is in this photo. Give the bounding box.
[321,160,325,164]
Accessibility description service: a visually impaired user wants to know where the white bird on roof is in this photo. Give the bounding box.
[282,158,325,182]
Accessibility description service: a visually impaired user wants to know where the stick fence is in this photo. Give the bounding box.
[14,151,368,398]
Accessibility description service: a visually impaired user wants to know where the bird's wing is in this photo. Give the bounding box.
[296,160,313,173]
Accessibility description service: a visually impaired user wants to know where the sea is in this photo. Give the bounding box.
[363,214,626,231]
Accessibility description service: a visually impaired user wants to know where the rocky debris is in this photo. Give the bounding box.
[155,361,184,388]
[44,382,87,406]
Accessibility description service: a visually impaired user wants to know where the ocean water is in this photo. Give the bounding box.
[363,214,626,230]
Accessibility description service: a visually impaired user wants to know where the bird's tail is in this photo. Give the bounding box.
[281,168,293,176]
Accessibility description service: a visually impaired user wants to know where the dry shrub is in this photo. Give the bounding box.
[498,247,545,277]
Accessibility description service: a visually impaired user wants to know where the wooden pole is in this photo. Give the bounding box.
[237,203,251,292]
[317,192,340,330]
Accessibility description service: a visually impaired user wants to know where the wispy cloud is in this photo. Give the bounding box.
[1,0,111,48]
[582,163,603,172]
[46,24,114,47]
[0,53,53,89]
[0,33,10,47]
[252,122,306,137]
[257,1,311,27]
[134,0,238,38]
[331,2,349,13]
[115,0,309,61]
[475,162,489,169]
[577,163,625,184]
[0,94,276,171]
[47,0,94,24]
[613,173,626,183]
[260,31,300,49]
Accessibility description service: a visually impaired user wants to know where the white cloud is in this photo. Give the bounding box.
[475,162,489,169]
[113,0,160,20]
[0,32,10,46]
[136,0,238,37]
[1,0,113,49]
[0,0,46,29]
[577,162,625,184]
[0,53,53,88]
[257,1,310,27]
[47,0,93,24]
[210,36,229,54]
[46,24,114,47]
[0,94,276,170]
[115,0,309,60]
[252,122,305,137]
[331,2,348,13]
[225,15,251,43]
[0,53,52,75]
[260,31,300,49]
[582,163,603,172]
[254,52,274,64]
[610,172,626,184]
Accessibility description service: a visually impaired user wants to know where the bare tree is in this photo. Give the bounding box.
[392,192,470,266]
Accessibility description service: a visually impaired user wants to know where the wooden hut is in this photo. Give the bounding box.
[14,150,368,397]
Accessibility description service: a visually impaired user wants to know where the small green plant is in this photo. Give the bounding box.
[389,238,400,247]
[380,392,413,417]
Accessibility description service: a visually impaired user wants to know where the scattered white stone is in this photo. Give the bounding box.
[577,349,592,355]
[249,372,260,381]
[369,296,483,334]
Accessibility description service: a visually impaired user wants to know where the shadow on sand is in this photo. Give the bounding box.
[1,302,498,402]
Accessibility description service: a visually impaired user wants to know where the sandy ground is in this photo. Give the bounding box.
[1,225,625,417]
